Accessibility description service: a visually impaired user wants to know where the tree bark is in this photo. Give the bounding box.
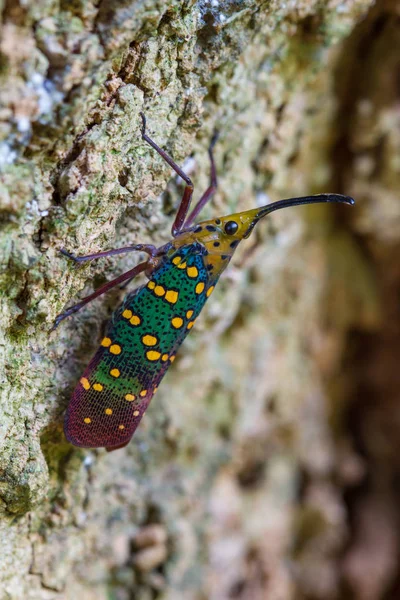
[1,1,399,599]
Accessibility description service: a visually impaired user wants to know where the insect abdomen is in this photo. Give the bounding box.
[64,245,215,449]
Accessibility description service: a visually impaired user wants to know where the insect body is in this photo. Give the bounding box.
[56,114,354,450]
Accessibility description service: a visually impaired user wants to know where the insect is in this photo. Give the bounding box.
[54,113,354,451]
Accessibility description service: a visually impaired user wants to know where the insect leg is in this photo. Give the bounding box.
[60,244,158,263]
[140,112,194,237]
[183,130,219,228]
[52,260,150,330]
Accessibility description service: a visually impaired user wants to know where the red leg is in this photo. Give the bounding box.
[60,244,157,264]
[52,260,149,330]
[184,130,219,228]
[140,113,194,237]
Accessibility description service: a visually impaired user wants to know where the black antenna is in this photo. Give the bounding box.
[256,194,355,220]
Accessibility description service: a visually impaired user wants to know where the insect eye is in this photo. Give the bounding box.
[224,221,239,235]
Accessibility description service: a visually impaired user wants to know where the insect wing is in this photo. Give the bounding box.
[64,346,153,449]
[64,244,215,449]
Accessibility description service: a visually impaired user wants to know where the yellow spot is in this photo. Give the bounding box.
[119,424,125,430]
[93,383,103,392]
[125,393,135,401]
[80,377,90,390]
[105,408,113,415]
[122,309,132,319]
[133,410,140,417]
[147,350,161,361]
[101,337,112,347]
[172,256,182,265]
[130,315,141,326]
[154,387,158,394]
[187,266,198,278]
[206,286,215,297]
[195,282,205,294]
[84,417,91,424]
[171,317,183,329]
[147,281,156,290]
[187,320,195,329]
[170,355,176,362]
[110,368,120,378]
[140,390,147,397]
[177,261,187,269]
[110,344,122,355]
[142,334,158,346]
[161,353,169,361]
[154,285,166,297]
[186,310,194,319]
[165,290,178,304]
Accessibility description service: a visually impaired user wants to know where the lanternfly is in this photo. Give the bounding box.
[54,114,354,451]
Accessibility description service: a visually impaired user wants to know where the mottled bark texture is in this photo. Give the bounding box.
[1,0,399,598]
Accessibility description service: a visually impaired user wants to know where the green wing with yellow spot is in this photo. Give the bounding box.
[64,244,217,449]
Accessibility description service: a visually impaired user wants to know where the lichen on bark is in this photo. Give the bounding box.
[2,1,397,599]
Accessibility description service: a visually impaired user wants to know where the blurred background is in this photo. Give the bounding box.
[0,1,399,598]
